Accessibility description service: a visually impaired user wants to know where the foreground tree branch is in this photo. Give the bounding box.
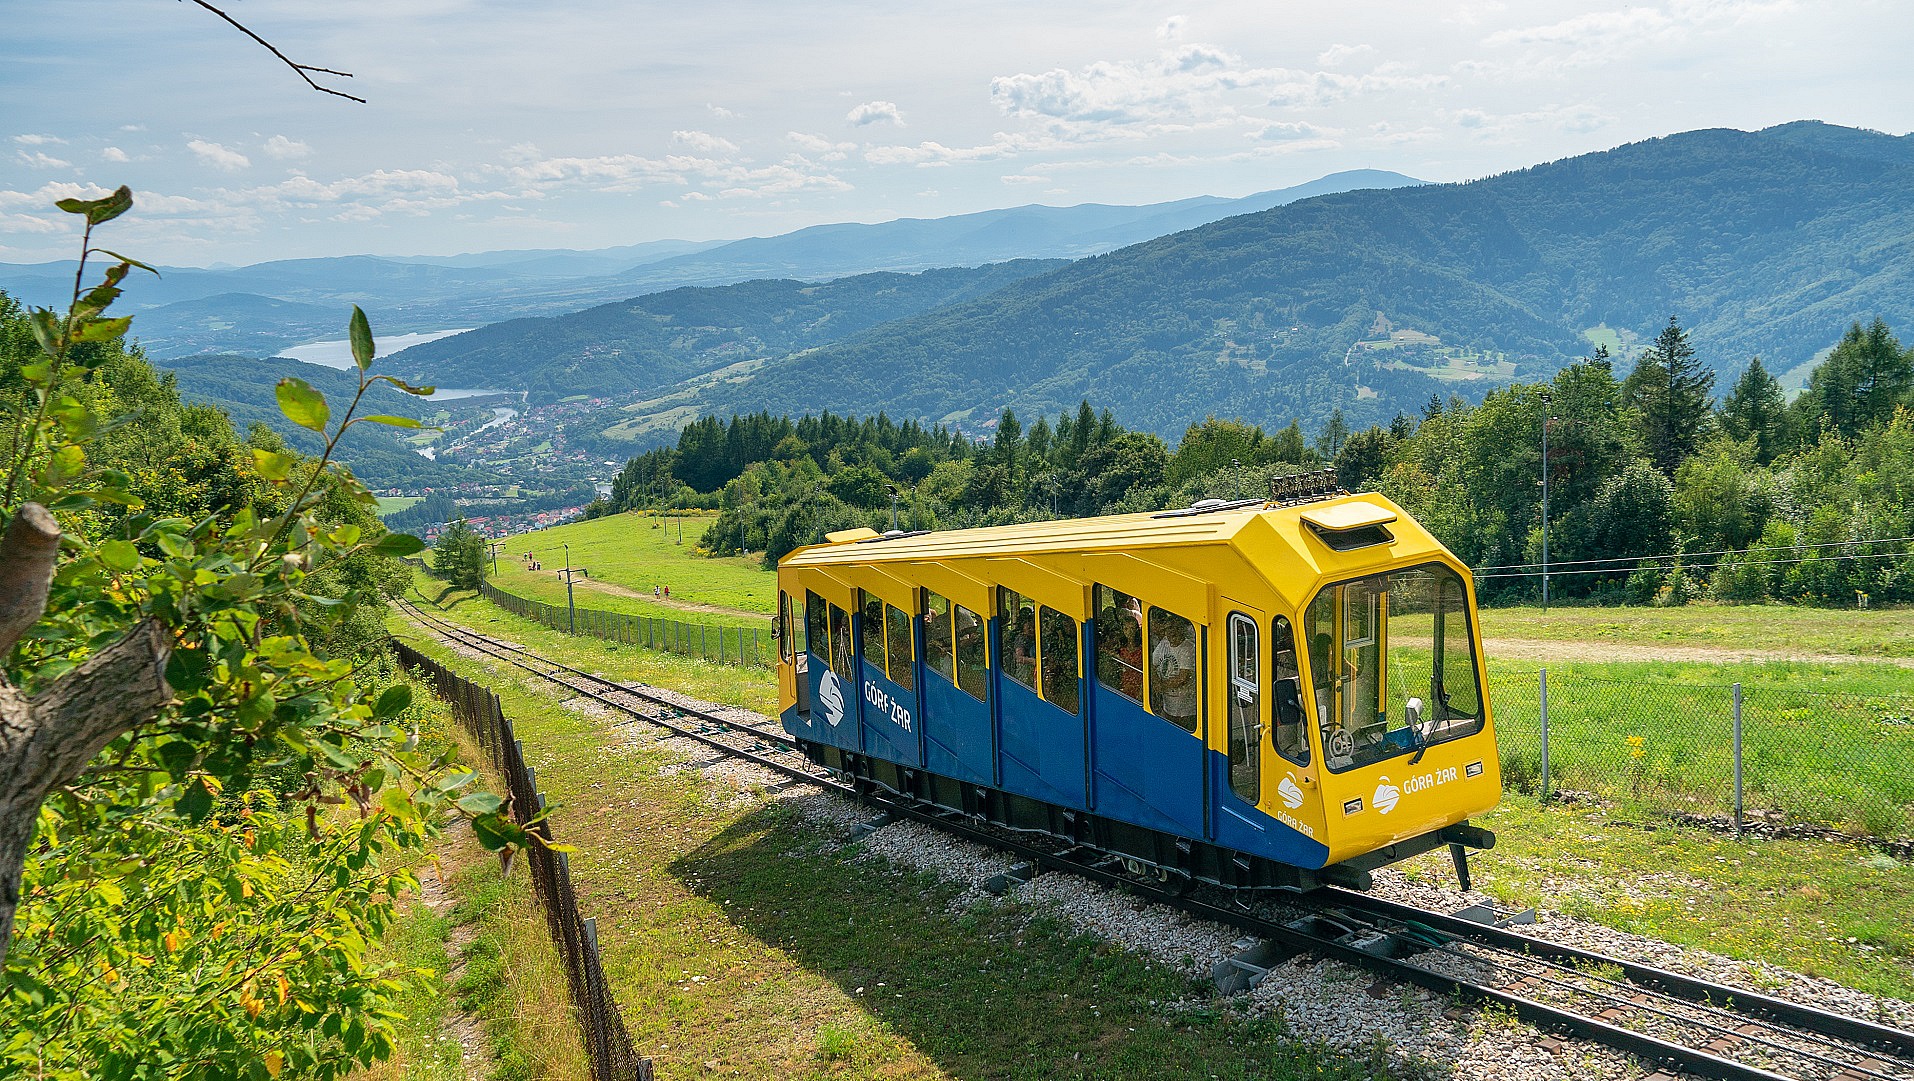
[181,0,366,103]
[0,504,173,970]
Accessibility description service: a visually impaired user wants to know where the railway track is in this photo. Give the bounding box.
[396,601,1914,1081]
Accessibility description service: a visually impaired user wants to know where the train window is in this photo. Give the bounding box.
[828,602,854,681]
[861,592,887,675]
[1039,606,1080,714]
[923,592,956,682]
[1093,585,1144,703]
[1307,563,1484,773]
[954,602,989,703]
[779,593,793,663]
[1227,614,1260,803]
[791,593,807,656]
[806,592,828,661]
[1147,607,1201,734]
[885,603,914,691]
[1272,616,1310,766]
[1000,589,1038,690]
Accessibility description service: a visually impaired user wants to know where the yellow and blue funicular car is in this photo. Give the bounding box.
[772,470,1501,891]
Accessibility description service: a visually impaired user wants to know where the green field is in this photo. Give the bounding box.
[377,495,422,517]
[488,511,774,629]
[1479,603,1914,659]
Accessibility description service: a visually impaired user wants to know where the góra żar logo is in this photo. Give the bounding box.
[1278,773,1305,810]
[818,670,845,727]
[1372,778,1401,815]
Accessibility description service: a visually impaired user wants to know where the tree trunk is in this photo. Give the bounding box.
[0,505,173,972]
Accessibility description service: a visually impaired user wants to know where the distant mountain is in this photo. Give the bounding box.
[0,169,1424,360]
[132,293,347,358]
[685,122,1914,437]
[388,260,1070,399]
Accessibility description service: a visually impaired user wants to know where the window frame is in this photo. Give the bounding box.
[1225,612,1261,803]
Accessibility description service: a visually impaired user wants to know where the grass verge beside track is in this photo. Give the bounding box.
[489,511,773,629]
[389,601,1400,1080]
[1479,604,1914,660]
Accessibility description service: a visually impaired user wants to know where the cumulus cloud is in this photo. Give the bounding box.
[263,135,312,160]
[16,151,72,169]
[671,130,739,154]
[188,139,251,171]
[1157,15,1186,39]
[706,103,737,119]
[12,134,65,146]
[1000,173,1050,184]
[787,132,855,160]
[101,146,130,163]
[846,100,905,126]
[484,146,850,200]
[1250,120,1337,142]
[1317,43,1373,67]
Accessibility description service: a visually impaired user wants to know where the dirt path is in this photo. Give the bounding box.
[1483,636,1914,669]
[567,575,765,620]
[419,821,488,1080]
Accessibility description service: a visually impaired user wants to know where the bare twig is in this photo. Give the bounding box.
[180,0,366,103]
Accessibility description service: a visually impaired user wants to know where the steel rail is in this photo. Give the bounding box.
[394,601,1913,1081]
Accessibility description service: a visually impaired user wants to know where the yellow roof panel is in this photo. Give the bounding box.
[1299,500,1398,532]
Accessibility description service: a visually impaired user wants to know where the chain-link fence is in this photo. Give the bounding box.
[478,581,771,668]
[396,639,652,1081]
[1489,668,1914,842]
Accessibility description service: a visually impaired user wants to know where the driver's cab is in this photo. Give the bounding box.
[1293,561,1491,856]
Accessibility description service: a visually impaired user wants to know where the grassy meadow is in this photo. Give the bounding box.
[487,511,774,629]
[1478,603,1914,660]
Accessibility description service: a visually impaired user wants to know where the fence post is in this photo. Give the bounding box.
[1538,667,1550,804]
[1732,682,1744,837]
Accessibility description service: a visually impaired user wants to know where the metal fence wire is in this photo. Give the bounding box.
[395,640,653,1081]
[1488,667,1914,843]
[478,581,771,669]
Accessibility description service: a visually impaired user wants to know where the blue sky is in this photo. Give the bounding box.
[3,0,1910,265]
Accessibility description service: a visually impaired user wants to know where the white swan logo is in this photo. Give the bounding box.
[818,669,846,728]
[1373,777,1401,815]
[1278,773,1305,810]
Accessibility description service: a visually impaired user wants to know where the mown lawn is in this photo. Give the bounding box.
[488,511,774,629]
[1479,603,1914,659]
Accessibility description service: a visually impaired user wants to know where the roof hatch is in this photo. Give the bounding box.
[1299,500,1397,551]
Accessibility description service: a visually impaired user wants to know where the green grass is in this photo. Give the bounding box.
[1398,794,1914,1002]
[490,511,774,630]
[1481,656,1914,837]
[362,888,465,1081]
[1479,603,1914,659]
[378,496,423,517]
[393,609,1401,1080]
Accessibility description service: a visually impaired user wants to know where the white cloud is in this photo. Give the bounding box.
[1317,43,1373,67]
[263,135,312,161]
[671,130,739,154]
[1000,173,1050,184]
[101,146,130,163]
[187,139,251,171]
[1157,15,1186,39]
[12,134,65,146]
[1251,121,1336,142]
[706,103,737,119]
[787,132,854,160]
[16,151,72,169]
[846,100,905,126]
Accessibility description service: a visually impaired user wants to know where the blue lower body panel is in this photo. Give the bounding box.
[997,677,1086,809]
[1208,748,1330,867]
[805,651,859,752]
[922,668,993,784]
[858,662,922,768]
[1090,685,1207,838]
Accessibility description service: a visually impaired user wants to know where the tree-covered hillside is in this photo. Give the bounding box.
[697,122,1914,437]
[388,259,1068,400]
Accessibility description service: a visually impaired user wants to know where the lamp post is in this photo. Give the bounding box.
[1540,390,1553,613]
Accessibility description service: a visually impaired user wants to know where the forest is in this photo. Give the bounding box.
[594,315,1914,607]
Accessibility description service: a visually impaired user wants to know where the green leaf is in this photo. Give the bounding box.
[373,684,412,718]
[251,448,299,482]
[56,185,133,224]
[97,539,141,572]
[357,414,422,429]
[93,249,160,277]
[372,374,437,397]
[177,778,214,823]
[348,306,376,371]
[275,377,330,432]
[27,308,61,358]
[456,791,503,815]
[469,811,529,851]
[73,315,132,342]
[367,533,426,557]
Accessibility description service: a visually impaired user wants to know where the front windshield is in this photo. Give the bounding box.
[1305,563,1483,772]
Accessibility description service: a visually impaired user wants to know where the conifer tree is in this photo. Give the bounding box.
[1718,356,1789,464]
[1622,316,1715,475]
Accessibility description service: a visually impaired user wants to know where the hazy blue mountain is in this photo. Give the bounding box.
[0,169,1423,360]
[389,260,1070,399]
[130,293,349,358]
[686,123,1914,438]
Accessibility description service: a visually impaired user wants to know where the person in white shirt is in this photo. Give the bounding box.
[1151,616,1198,729]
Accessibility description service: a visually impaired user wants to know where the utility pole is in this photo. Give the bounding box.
[486,540,505,578]
[887,484,900,532]
[1540,390,1553,613]
[555,543,584,634]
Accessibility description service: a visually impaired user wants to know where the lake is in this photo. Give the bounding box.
[275,329,501,400]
